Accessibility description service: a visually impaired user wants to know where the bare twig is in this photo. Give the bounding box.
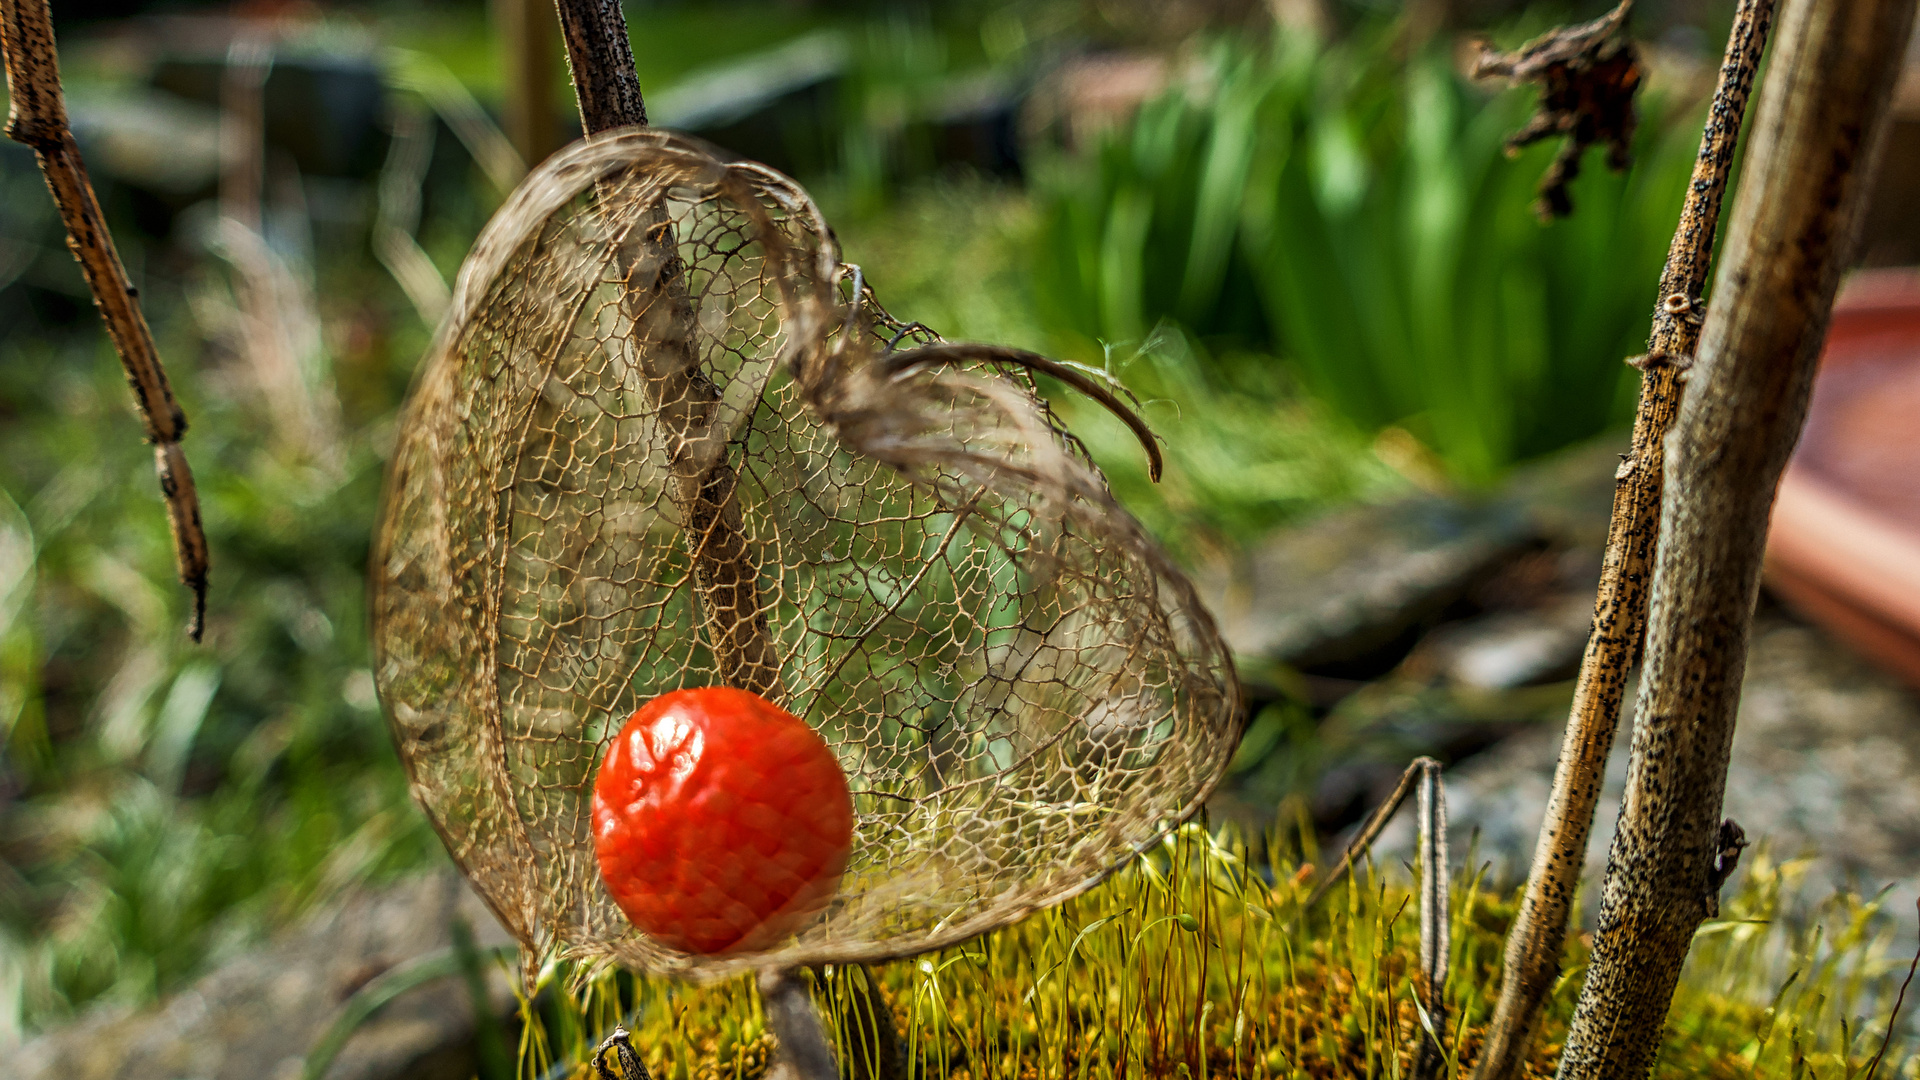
[1306,756,1439,909]
[551,0,782,699]
[1298,756,1451,1074]
[1863,898,1920,1080]
[1556,0,1915,1073]
[1470,3,1775,1075]
[1411,762,1449,1080]
[1,0,209,640]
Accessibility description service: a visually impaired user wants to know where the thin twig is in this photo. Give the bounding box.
[1557,0,1914,1071]
[1470,2,1775,1074]
[1306,756,1439,909]
[551,0,782,699]
[1299,755,1451,1074]
[1411,761,1449,1080]
[1862,897,1920,1080]
[1,0,209,640]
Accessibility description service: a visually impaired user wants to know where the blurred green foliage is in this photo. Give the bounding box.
[380,2,838,105]
[1031,29,1703,485]
[0,137,489,1030]
[834,177,1405,566]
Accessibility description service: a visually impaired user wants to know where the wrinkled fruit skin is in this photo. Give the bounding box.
[591,687,854,955]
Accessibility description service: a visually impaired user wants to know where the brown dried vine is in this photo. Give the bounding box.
[1,0,209,639]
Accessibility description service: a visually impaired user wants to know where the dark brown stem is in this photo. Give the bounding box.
[1557,0,1914,1073]
[550,0,781,698]
[2,0,209,640]
[1469,3,1774,1074]
[551,0,647,132]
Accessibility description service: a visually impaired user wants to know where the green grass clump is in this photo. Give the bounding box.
[505,825,1919,1080]
[1028,27,1704,487]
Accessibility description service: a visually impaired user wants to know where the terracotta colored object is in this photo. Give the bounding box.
[1766,269,1920,689]
[591,687,854,955]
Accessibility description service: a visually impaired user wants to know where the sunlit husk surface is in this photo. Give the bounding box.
[371,131,1240,979]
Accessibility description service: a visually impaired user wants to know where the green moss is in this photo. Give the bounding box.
[514,828,1918,1080]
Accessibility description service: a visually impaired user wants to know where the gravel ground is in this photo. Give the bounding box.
[1375,601,1920,918]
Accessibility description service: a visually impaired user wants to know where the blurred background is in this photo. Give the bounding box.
[3,0,1918,1059]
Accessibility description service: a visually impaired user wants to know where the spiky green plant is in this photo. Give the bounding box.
[1030,29,1705,486]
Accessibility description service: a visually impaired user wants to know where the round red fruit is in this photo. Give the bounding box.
[591,687,854,955]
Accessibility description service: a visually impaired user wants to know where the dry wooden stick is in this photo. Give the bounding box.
[1468,3,1774,1074]
[2,0,208,641]
[549,0,782,699]
[1305,756,1440,909]
[553,0,647,131]
[1298,757,1450,1075]
[1556,0,1914,1073]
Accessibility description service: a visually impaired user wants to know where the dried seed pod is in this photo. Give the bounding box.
[371,130,1240,980]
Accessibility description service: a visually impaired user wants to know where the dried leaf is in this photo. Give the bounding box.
[1475,0,1644,220]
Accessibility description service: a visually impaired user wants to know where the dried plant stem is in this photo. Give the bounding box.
[1306,756,1439,909]
[551,0,781,699]
[1300,756,1450,1074]
[547,11,838,1080]
[1557,0,1914,1073]
[1470,2,1774,1074]
[1,0,209,640]
[552,0,647,132]
[1411,762,1449,1080]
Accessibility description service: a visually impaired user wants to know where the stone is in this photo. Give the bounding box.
[1204,437,1621,688]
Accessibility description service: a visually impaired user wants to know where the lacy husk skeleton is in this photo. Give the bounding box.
[371,130,1241,983]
